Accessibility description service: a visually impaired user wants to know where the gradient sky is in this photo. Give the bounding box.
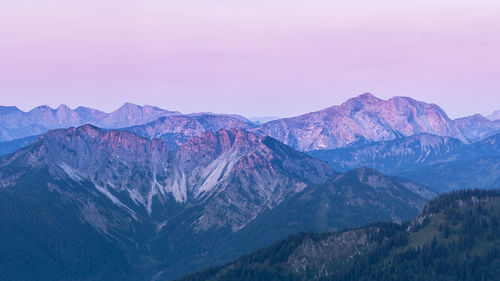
[1,0,499,118]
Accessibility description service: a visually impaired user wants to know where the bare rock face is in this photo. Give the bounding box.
[0,125,335,231]
[193,135,336,231]
[254,93,467,151]
[454,114,500,142]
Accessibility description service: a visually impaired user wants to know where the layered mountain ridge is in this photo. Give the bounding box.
[0,125,335,230]
[309,132,500,192]
[125,114,256,150]
[454,114,500,142]
[0,103,180,141]
[0,123,435,280]
[3,93,499,153]
[0,93,498,280]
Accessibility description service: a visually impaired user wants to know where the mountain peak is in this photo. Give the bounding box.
[117,102,141,111]
[455,113,489,123]
[454,113,500,142]
[358,92,380,100]
[345,92,383,105]
[30,105,53,112]
[56,104,71,111]
[0,106,21,115]
[257,93,466,150]
[487,109,500,121]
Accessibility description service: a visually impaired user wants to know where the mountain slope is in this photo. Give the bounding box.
[0,103,180,141]
[124,114,257,150]
[0,125,438,280]
[488,109,500,121]
[177,189,500,281]
[0,135,39,157]
[454,114,500,142]
[151,169,434,281]
[309,133,500,192]
[254,93,467,151]
[0,125,334,226]
[0,125,339,280]
[308,134,468,173]
[196,168,435,270]
[97,103,180,128]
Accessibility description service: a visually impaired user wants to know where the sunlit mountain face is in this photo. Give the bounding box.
[0,93,498,280]
[1,1,499,280]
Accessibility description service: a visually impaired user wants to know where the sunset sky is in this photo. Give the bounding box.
[1,0,499,118]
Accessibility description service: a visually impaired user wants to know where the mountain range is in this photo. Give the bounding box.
[0,103,180,141]
[0,93,499,280]
[454,114,500,142]
[2,93,499,153]
[308,132,500,192]
[0,125,434,280]
[488,109,500,121]
[124,114,256,150]
[255,93,469,150]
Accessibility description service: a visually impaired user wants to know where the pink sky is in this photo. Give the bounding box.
[1,0,499,118]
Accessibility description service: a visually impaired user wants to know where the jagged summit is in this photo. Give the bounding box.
[255,93,466,150]
[455,113,500,142]
[125,113,257,150]
[0,125,335,229]
[0,103,181,141]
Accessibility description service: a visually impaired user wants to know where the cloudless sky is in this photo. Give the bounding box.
[1,0,499,118]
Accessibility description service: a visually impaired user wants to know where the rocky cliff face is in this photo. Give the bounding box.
[254,93,467,151]
[0,125,334,231]
[190,133,336,231]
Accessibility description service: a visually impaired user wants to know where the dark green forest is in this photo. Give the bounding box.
[177,189,500,281]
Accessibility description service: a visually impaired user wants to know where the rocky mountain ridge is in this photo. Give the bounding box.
[254,93,468,150]
[2,94,498,153]
[0,124,435,280]
[0,103,180,141]
[454,114,500,142]
[0,125,334,230]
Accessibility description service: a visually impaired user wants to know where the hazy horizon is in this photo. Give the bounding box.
[1,92,498,120]
[1,0,499,118]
